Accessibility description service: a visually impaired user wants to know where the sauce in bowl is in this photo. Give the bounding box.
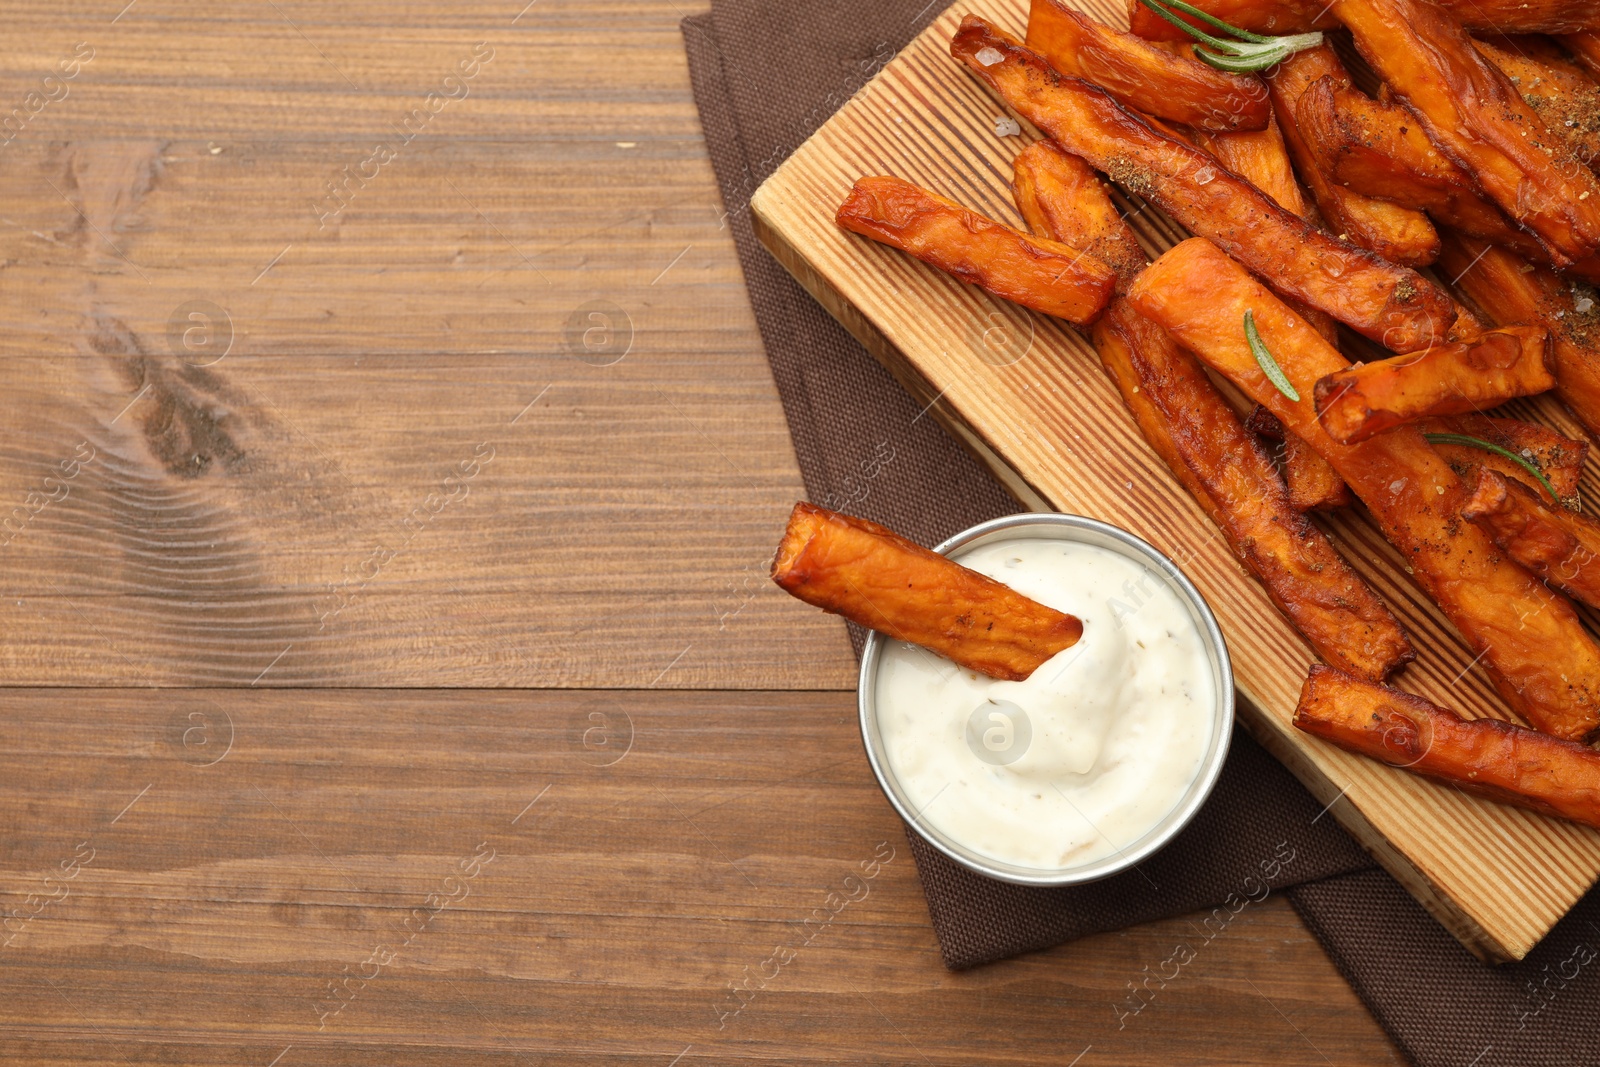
[864,518,1230,882]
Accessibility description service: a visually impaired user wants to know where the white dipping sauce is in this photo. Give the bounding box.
[874,537,1216,871]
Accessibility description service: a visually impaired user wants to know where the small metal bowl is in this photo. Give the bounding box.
[858,512,1234,887]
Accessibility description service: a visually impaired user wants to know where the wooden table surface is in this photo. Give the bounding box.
[0,2,1405,1062]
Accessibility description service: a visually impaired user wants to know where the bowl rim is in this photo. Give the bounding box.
[856,511,1235,887]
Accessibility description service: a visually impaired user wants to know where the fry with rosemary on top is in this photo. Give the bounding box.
[1025,0,1271,131]
[1129,0,1600,40]
[1013,143,1409,679]
[1092,301,1413,679]
[949,16,1456,351]
[835,176,1116,325]
[1312,325,1554,445]
[1418,414,1586,507]
[1182,103,1353,512]
[1127,237,1600,742]
[1462,469,1600,611]
[770,502,1083,682]
[1295,666,1600,818]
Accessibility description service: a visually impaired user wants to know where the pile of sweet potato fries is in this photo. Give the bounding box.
[815,0,1600,833]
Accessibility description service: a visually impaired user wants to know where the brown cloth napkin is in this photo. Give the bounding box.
[683,3,1600,1063]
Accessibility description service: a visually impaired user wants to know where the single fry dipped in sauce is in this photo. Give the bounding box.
[770,502,1083,681]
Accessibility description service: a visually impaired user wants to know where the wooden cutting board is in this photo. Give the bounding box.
[749,0,1600,962]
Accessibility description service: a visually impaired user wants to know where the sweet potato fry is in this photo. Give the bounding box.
[1419,414,1586,506]
[770,502,1082,680]
[1313,325,1555,444]
[1187,114,1305,219]
[1014,145,1406,675]
[1333,0,1600,267]
[1246,404,1354,511]
[1284,435,1353,510]
[834,176,1116,325]
[1026,0,1270,132]
[1186,115,1349,349]
[1268,46,1440,268]
[1020,130,1353,512]
[1129,0,1333,39]
[1128,237,1600,740]
[1295,76,1550,262]
[1131,0,1600,40]
[1093,302,1411,678]
[1437,230,1600,438]
[1012,142,1149,285]
[1486,34,1591,73]
[1296,666,1600,816]
[1563,32,1600,79]
[1244,403,1284,441]
[1026,109,1360,313]
[1463,469,1600,608]
[1474,36,1600,171]
[951,17,1456,351]
[1187,110,1354,510]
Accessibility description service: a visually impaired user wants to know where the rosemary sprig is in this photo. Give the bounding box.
[1244,311,1299,402]
[1136,0,1324,73]
[1422,433,1559,503]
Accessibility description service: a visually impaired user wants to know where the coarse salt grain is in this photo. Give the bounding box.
[994,116,1021,137]
[975,47,1005,67]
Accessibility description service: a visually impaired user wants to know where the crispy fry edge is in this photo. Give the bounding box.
[770,502,1085,681]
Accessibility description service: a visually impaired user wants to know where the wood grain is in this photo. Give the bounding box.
[0,0,854,690]
[750,0,1600,960]
[0,688,1403,1066]
[0,0,1405,1061]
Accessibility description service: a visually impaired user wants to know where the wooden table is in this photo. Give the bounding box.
[0,2,1405,1062]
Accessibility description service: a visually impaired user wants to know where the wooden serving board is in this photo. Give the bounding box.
[750,0,1600,962]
